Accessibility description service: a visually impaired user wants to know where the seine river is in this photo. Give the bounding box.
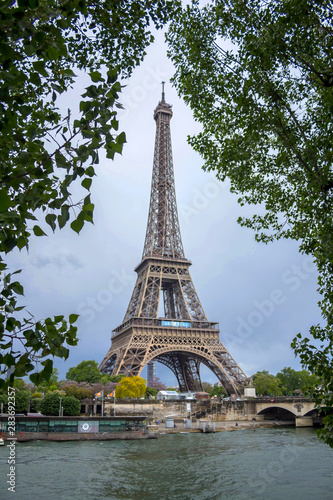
[1,427,333,499]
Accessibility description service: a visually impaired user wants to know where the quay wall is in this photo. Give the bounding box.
[2,431,156,442]
[100,399,258,422]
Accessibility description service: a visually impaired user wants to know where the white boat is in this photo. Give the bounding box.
[0,438,5,446]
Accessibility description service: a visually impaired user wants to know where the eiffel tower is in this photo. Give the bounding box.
[100,85,247,394]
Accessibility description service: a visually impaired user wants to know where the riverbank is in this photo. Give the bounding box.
[0,416,294,441]
[152,419,294,434]
[1,430,157,441]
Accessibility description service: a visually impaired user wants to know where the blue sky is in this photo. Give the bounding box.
[7,29,322,387]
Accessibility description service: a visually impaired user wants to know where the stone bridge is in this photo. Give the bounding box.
[252,398,318,427]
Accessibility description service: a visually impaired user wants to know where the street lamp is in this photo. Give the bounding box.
[59,397,62,417]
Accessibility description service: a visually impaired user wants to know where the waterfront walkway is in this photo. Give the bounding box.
[151,419,293,434]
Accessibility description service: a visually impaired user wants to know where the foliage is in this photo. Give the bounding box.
[276,367,318,396]
[13,378,25,390]
[109,375,126,383]
[39,390,80,415]
[252,371,283,396]
[62,395,80,416]
[146,387,158,398]
[167,0,333,446]
[210,385,226,398]
[11,389,30,413]
[0,0,178,389]
[148,377,167,391]
[32,392,43,399]
[201,382,213,393]
[0,392,8,412]
[30,395,43,413]
[61,378,118,399]
[115,376,146,399]
[66,360,101,384]
[37,368,60,394]
[100,373,112,386]
[61,382,92,400]
[39,391,61,416]
[201,382,226,397]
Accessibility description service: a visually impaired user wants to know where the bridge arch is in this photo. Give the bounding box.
[142,346,243,394]
[257,406,296,421]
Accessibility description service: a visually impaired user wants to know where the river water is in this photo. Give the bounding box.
[1,427,332,499]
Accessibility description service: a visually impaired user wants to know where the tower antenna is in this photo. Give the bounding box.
[161,81,165,102]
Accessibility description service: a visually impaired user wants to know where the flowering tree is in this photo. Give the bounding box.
[115,376,146,399]
[148,377,167,391]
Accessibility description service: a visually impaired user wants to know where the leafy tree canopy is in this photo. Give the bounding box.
[13,389,30,413]
[276,367,318,395]
[115,376,146,399]
[109,374,126,384]
[39,390,80,415]
[167,0,333,446]
[13,378,25,390]
[66,360,101,384]
[0,0,178,389]
[62,395,80,416]
[210,385,227,398]
[252,371,283,396]
[146,387,158,398]
[148,377,167,391]
[201,382,213,393]
[61,382,92,400]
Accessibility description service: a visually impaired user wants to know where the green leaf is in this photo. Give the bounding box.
[81,178,92,190]
[58,205,70,229]
[117,131,126,145]
[69,313,79,324]
[40,358,53,379]
[32,60,48,77]
[70,218,84,234]
[0,191,12,212]
[47,45,59,60]
[33,225,47,237]
[45,213,57,232]
[11,281,24,295]
[90,71,102,82]
[85,166,95,177]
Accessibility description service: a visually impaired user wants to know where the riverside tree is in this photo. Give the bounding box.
[167,0,333,446]
[252,371,283,396]
[276,367,318,396]
[39,391,80,416]
[0,0,178,389]
[66,360,101,384]
[115,376,146,399]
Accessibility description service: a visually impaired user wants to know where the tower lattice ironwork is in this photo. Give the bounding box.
[100,86,247,394]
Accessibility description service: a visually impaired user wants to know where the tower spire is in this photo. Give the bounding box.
[142,84,184,260]
[161,81,165,102]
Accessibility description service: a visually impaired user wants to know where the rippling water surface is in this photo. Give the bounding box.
[1,427,332,499]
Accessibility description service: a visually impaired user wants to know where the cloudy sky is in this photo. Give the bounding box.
[7,28,322,386]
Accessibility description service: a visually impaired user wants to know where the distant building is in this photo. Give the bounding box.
[156,391,179,400]
[194,392,210,401]
[179,392,196,400]
[147,361,157,387]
